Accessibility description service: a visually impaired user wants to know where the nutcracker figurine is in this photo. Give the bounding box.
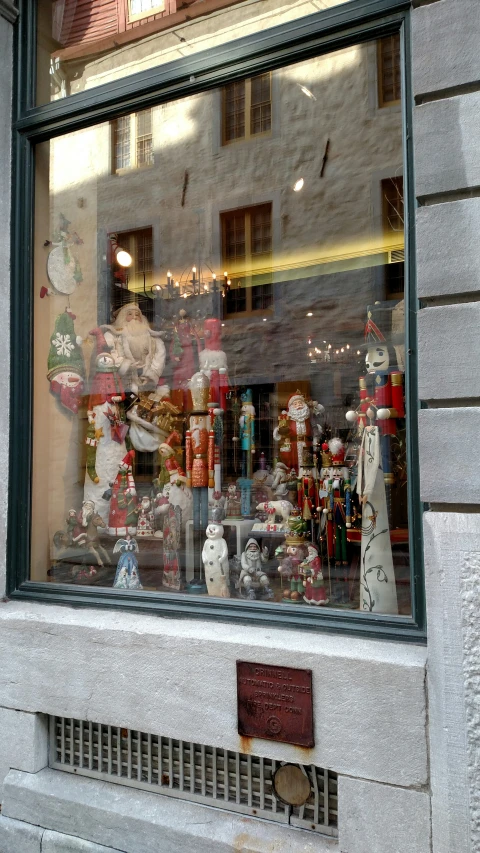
[352,302,405,520]
[239,389,255,516]
[185,372,215,584]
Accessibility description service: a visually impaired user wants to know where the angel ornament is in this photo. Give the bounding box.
[357,426,397,614]
[112,536,143,590]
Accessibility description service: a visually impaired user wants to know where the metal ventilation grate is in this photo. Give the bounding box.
[49,717,337,837]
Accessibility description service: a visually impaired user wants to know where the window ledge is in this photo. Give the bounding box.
[0,600,427,788]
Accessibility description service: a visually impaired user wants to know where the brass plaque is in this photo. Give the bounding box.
[237,661,314,747]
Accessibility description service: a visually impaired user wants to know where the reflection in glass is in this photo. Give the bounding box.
[33,41,410,616]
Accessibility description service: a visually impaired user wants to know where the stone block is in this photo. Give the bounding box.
[0,815,42,853]
[338,776,431,853]
[414,93,480,197]
[416,198,480,299]
[3,768,336,853]
[0,708,48,801]
[0,603,427,787]
[423,513,480,853]
[418,303,480,399]
[413,0,480,96]
[418,408,480,503]
[43,829,126,853]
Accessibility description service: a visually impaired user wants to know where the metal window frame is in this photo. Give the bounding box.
[8,0,426,643]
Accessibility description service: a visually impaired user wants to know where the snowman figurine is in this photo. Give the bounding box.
[202,522,230,598]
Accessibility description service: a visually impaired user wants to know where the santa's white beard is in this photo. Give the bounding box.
[121,320,151,361]
[289,403,309,423]
[81,506,93,526]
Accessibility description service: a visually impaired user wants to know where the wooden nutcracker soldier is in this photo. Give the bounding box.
[185,372,215,584]
[347,302,405,520]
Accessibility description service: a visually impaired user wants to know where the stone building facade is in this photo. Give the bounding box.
[0,1,479,852]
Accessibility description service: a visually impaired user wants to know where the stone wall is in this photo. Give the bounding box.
[413,0,480,851]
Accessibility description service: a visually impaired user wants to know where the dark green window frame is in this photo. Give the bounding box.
[8,0,425,643]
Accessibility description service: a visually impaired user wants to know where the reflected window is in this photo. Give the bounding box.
[223,74,272,144]
[111,227,154,310]
[113,110,154,172]
[223,204,273,316]
[382,176,404,298]
[378,34,401,107]
[129,0,166,20]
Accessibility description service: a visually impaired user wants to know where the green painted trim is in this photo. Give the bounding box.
[11,583,427,643]
[8,0,426,641]
[16,0,409,137]
[401,12,427,636]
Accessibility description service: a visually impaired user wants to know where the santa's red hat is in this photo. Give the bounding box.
[159,429,182,454]
[287,390,305,408]
[89,327,109,354]
[121,450,135,469]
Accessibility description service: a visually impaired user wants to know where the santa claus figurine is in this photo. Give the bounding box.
[273,391,323,475]
[301,543,329,605]
[108,450,138,537]
[158,430,187,485]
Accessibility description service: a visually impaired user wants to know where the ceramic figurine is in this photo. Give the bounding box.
[53,500,109,569]
[186,372,214,581]
[237,539,273,600]
[136,496,155,537]
[85,410,103,483]
[107,450,139,537]
[202,522,230,597]
[357,426,398,614]
[301,543,329,605]
[255,500,294,528]
[277,528,308,602]
[271,461,289,497]
[273,391,324,475]
[47,311,85,415]
[113,536,143,590]
[83,327,127,522]
[101,303,166,396]
[225,483,242,518]
[159,430,187,485]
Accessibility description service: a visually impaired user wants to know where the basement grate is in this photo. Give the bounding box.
[49,716,338,837]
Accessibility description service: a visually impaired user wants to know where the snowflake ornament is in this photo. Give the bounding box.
[53,333,75,358]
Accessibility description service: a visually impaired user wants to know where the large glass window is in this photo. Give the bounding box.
[32,38,411,618]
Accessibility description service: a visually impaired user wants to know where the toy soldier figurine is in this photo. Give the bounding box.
[185,372,215,583]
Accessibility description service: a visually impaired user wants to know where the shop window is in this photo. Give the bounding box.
[377,34,401,107]
[223,205,273,316]
[15,4,423,638]
[222,74,272,144]
[113,110,154,172]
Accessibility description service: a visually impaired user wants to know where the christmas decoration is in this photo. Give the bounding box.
[202,522,230,597]
[107,451,138,537]
[47,312,85,414]
[112,536,142,590]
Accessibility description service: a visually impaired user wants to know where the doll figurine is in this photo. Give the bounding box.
[238,539,273,600]
[136,496,154,537]
[273,392,324,475]
[301,543,329,605]
[107,450,138,537]
[225,483,242,518]
[113,536,142,590]
[202,522,230,597]
[278,529,308,602]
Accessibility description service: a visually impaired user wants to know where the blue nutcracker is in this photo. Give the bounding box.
[239,389,255,516]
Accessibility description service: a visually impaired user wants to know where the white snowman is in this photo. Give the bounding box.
[202,522,230,598]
